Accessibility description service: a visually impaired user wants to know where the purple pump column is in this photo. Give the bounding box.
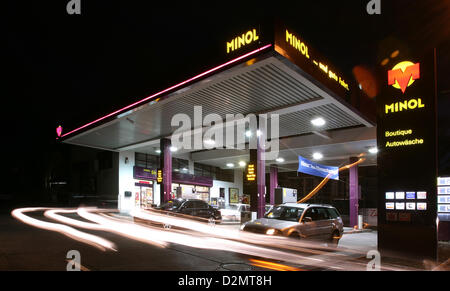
[349,157,359,228]
[269,165,278,206]
[256,138,266,218]
[160,138,172,204]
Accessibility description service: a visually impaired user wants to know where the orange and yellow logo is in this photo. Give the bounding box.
[388,61,420,94]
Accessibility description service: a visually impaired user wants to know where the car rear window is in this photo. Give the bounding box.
[303,207,331,221]
[183,201,195,209]
[162,199,184,209]
[193,201,208,208]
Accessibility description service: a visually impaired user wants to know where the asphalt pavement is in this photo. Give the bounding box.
[1,211,446,271]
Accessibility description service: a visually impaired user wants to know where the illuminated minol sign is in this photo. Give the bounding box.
[227,29,259,54]
[285,29,310,59]
[385,98,425,114]
[384,61,424,115]
[388,61,420,94]
[377,52,438,259]
[246,164,256,182]
[157,169,163,184]
[275,25,349,93]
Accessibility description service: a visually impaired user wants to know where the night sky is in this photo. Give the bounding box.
[2,1,450,201]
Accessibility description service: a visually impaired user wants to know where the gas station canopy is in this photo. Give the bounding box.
[61,23,376,168]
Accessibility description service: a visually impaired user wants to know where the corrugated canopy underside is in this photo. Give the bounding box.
[64,55,369,151]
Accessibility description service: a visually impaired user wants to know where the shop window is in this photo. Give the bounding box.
[216,168,234,183]
[194,164,203,176]
[194,163,213,178]
[135,152,160,169]
[194,163,234,182]
[173,158,189,172]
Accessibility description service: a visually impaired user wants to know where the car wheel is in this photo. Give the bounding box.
[208,216,216,226]
[328,230,341,247]
[288,232,300,239]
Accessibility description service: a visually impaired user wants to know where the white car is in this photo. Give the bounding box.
[241,203,344,245]
[219,204,250,221]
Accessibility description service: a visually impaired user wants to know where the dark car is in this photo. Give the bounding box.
[159,198,222,224]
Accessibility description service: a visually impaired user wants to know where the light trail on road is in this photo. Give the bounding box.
[11,207,409,271]
[11,208,117,252]
[249,259,304,271]
[129,208,367,262]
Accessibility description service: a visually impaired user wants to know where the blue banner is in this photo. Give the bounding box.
[297,156,339,180]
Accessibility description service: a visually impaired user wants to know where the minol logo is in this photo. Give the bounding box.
[388,61,420,93]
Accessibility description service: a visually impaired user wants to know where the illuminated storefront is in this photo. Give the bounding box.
[133,164,215,207]
[171,172,213,202]
[133,166,156,209]
[134,180,154,209]
[172,184,210,202]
